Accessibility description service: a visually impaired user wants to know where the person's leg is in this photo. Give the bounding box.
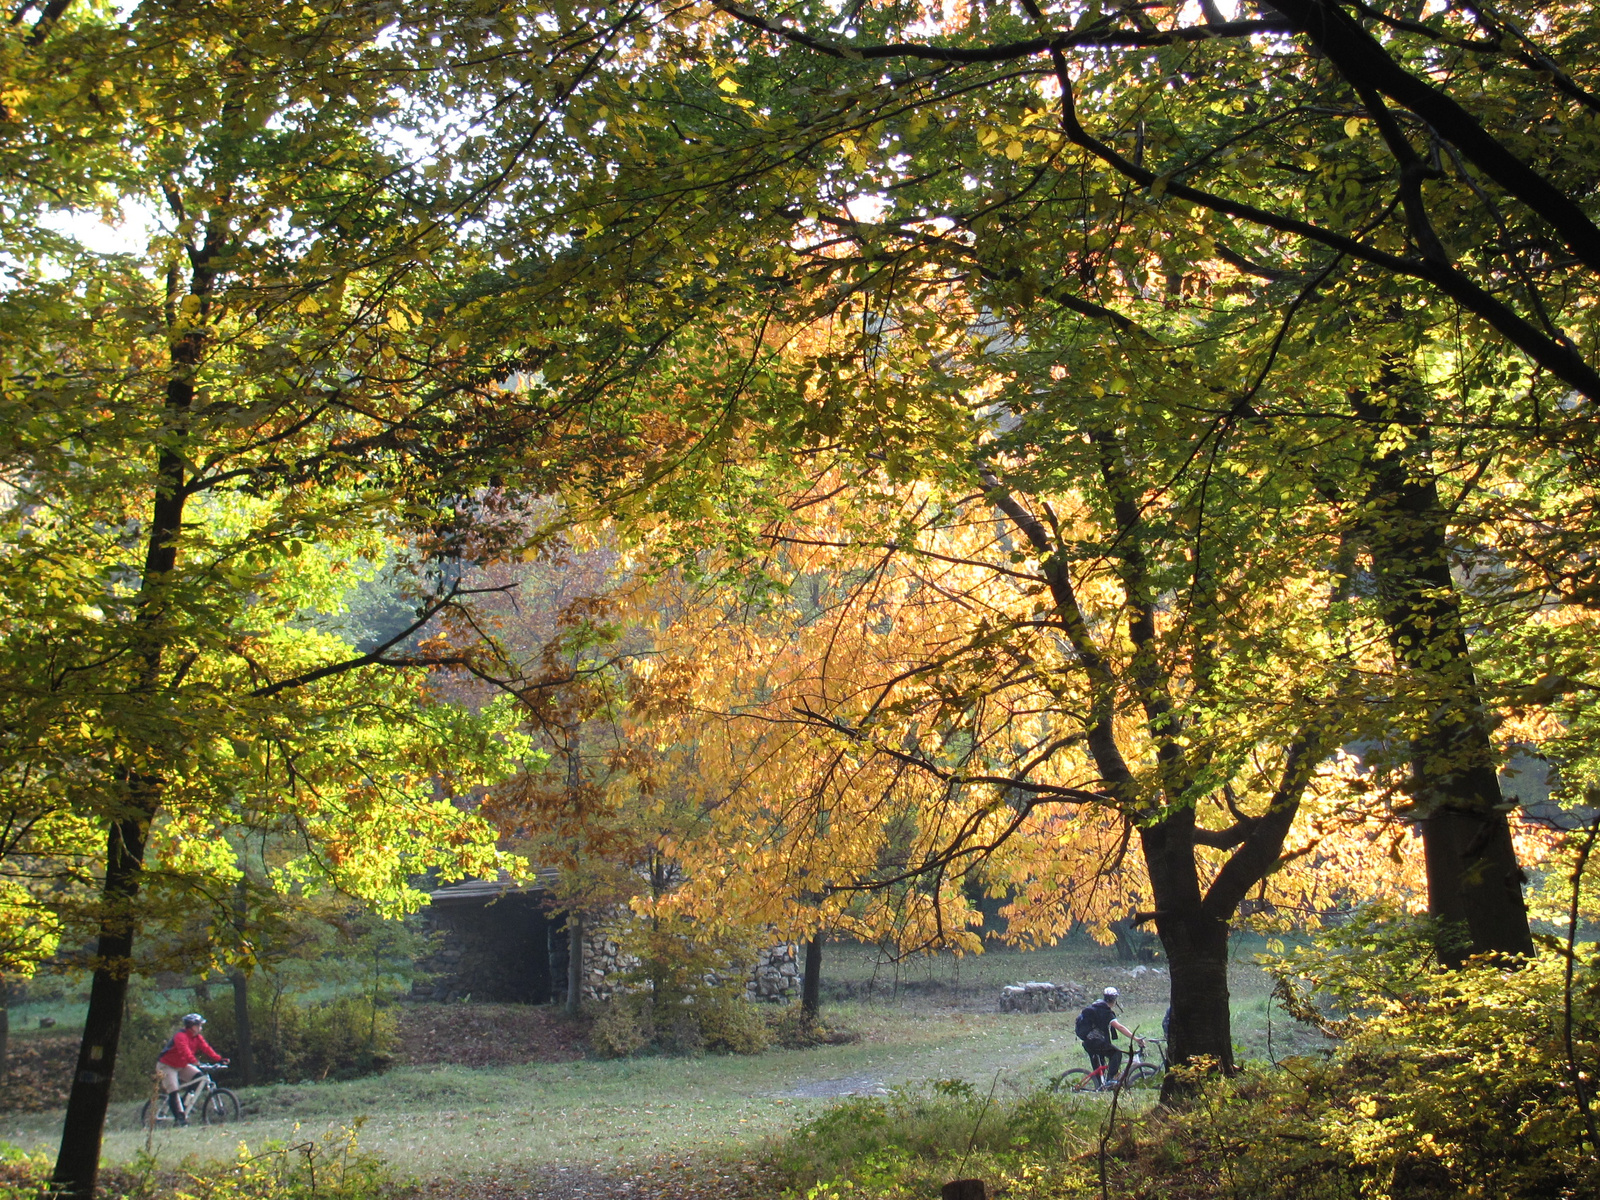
[1107,1046,1124,1082]
[157,1064,184,1121]
[173,1065,201,1123]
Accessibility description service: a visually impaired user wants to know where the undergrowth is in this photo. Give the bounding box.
[763,1081,1098,1199]
[0,1123,395,1200]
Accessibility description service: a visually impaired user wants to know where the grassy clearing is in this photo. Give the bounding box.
[0,942,1318,1185]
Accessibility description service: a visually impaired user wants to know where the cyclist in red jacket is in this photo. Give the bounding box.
[156,1013,226,1125]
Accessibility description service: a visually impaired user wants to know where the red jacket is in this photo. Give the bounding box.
[158,1027,220,1069]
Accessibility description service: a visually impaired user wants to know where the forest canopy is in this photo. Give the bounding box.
[5,0,1600,1196]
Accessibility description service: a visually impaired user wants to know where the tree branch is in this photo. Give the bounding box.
[249,581,511,698]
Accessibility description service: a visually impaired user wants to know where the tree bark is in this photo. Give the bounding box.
[52,815,152,1199]
[565,910,584,1016]
[800,933,823,1021]
[0,977,9,1082]
[1141,813,1236,1087]
[230,970,254,1087]
[1356,390,1533,964]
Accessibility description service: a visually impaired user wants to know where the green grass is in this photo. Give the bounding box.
[0,942,1322,1183]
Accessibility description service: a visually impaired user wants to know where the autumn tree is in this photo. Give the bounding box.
[494,0,1600,966]
[0,0,720,1190]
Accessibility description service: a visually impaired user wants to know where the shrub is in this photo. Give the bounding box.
[111,1006,184,1103]
[166,1121,391,1200]
[0,1124,390,1200]
[284,995,397,1081]
[586,914,770,1057]
[696,992,770,1054]
[587,989,768,1058]
[1123,908,1600,1200]
[768,1004,857,1049]
[766,1084,1095,1200]
[589,996,650,1059]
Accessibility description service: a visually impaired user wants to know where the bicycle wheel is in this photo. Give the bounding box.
[201,1088,240,1125]
[1049,1068,1100,1094]
[1121,1064,1161,1089]
[137,1100,158,1129]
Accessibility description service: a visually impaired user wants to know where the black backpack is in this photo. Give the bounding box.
[1075,1004,1106,1043]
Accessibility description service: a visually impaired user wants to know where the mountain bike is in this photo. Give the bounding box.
[139,1064,240,1128]
[1049,1039,1164,1093]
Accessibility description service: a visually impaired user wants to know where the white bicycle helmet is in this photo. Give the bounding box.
[1102,987,1120,1000]
[182,1013,206,1025]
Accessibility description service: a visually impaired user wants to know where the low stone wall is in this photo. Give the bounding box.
[746,942,801,1002]
[582,925,640,1003]
[997,980,1092,1012]
[583,932,801,1004]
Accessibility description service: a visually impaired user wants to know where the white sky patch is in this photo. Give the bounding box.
[845,193,889,223]
[1178,0,1241,20]
[37,199,160,259]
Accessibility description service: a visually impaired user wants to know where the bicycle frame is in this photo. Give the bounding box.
[160,1066,218,1119]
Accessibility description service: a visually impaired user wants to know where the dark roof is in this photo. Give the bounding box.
[427,868,560,906]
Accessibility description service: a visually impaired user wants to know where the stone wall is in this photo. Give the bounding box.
[997,979,1092,1012]
[745,942,801,1002]
[581,922,640,1003]
[581,928,801,1004]
[413,890,558,1004]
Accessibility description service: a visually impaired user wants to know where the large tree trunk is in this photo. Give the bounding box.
[800,933,823,1021]
[1142,816,1235,1097]
[1159,913,1232,1072]
[53,242,210,1198]
[0,977,9,1082]
[52,815,152,1199]
[1357,391,1533,964]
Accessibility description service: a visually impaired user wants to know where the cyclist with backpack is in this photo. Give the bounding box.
[1075,986,1142,1088]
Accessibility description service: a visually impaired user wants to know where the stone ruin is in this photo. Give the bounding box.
[997,979,1093,1012]
[587,927,800,1004]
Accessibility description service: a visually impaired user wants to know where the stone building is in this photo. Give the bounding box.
[414,876,808,1006]
[411,875,568,1004]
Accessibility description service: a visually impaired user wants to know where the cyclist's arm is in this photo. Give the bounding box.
[1111,1019,1143,1042]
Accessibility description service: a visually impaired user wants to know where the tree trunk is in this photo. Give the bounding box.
[53,239,211,1198]
[800,933,823,1021]
[1357,390,1533,964]
[230,970,254,1087]
[565,910,584,1017]
[1157,912,1232,1075]
[52,815,151,1199]
[0,978,9,1082]
[1142,817,1235,1100]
